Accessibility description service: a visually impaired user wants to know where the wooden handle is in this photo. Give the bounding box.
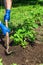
[5,20,13,54]
[5,20,9,52]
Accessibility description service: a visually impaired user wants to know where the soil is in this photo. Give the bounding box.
[0,25,43,65]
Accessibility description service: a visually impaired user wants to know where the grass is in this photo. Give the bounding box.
[10,5,43,27]
[0,4,43,47]
[0,4,43,26]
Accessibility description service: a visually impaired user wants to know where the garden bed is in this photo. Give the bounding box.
[0,25,43,65]
[0,42,43,65]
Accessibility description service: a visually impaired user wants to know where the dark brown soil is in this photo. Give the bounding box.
[0,25,43,65]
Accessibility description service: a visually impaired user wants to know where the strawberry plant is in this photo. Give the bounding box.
[10,19,38,47]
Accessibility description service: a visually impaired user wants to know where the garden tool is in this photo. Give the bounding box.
[5,20,13,55]
[0,21,13,55]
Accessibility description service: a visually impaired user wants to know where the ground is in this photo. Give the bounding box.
[0,25,43,65]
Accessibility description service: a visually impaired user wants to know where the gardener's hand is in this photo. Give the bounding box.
[4,9,11,22]
[0,21,10,35]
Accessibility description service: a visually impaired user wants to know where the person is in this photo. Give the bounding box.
[4,0,12,21]
[0,0,12,35]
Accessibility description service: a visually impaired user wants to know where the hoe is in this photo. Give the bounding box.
[0,20,13,55]
[5,20,13,55]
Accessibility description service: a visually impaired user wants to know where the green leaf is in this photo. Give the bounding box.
[11,63,18,65]
[32,23,38,28]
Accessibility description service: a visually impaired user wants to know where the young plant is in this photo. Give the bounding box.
[11,63,18,65]
[0,58,3,65]
[10,19,38,48]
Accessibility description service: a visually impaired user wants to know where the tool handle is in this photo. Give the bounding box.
[5,20,9,52]
[5,20,13,54]
[5,20,8,27]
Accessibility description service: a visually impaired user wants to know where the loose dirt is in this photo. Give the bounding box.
[0,25,43,65]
